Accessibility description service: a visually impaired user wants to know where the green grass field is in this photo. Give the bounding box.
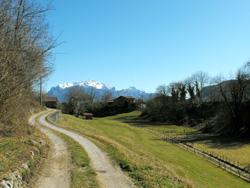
[57,111,250,188]
[114,112,250,170]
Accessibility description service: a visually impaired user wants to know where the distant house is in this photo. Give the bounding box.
[113,96,135,107]
[43,97,59,108]
[138,102,146,109]
[83,113,93,119]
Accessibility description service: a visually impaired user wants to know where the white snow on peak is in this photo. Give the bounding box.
[59,82,73,89]
[58,80,110,90]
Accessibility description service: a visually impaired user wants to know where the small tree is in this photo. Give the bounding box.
[101,91,114,103]
[65,86,89,115]
[87,87,97,102]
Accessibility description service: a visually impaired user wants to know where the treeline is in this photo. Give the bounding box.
[0,0,55,136]
[60,86,138,117]
[142,64,250,136]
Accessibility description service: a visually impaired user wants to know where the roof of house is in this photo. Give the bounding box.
[114,96,135,100]
[44,97,59,102]
[83,113,93,116]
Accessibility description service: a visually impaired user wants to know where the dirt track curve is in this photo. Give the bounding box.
[29,111,71,188]
[29,110,136,188]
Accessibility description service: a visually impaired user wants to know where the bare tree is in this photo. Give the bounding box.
[101,91,114,103]
[156,85,168,96]
[191,71,210,102]
[184,76,195,103]
[169,82,179,102]
[87,87,97,102]
[215,65,250,134]
[0,0,56,125]
[65,86,89,115]
[177,82,187,101]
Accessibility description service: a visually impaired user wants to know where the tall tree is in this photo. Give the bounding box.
[191,71,210,102]
[216,65,250,134]
[185,76,195,103]
[0,0,56,124]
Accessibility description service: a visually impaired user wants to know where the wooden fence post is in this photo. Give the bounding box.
[249,167,250,181]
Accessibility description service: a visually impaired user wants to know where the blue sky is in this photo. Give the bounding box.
[43,0,250,93]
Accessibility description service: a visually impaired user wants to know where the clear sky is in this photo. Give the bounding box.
[42,0,250,93]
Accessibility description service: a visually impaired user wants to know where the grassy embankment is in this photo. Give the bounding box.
[57,111,250,188]
[0,110,49,182]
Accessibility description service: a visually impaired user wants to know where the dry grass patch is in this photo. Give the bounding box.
[192,138,250,169]
[0,123,49,181]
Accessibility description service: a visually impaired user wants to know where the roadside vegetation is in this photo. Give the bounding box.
[0,0,56,184]
[0,111,49,182]
[0,0,55,132]
[57,112,250,188]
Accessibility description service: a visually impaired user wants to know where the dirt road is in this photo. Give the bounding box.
[29,110,136,188]
[28,111,71,188]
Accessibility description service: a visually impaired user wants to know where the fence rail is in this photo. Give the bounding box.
[136,126,250,182]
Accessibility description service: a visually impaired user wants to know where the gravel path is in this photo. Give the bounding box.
[28,111,71,188]
[30,110,136,188]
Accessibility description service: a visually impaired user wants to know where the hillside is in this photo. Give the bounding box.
[202,80,250,101]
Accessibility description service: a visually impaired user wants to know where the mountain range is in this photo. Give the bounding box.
[48,80,154,102]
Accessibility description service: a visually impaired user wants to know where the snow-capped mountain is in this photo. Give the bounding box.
[58,80,111,90]
[48,80,153,102]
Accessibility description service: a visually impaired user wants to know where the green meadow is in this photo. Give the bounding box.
[57,111,250,188]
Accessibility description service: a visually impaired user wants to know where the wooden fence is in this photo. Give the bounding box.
[136,126,250,182]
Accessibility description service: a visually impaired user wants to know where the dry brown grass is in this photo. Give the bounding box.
[192,138,250,169]
[0,103,49,181]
